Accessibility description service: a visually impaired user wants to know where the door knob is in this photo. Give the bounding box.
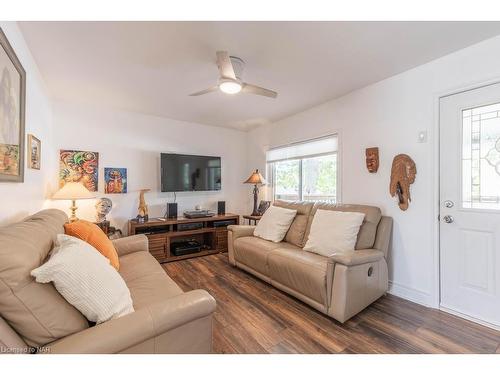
[444,200,454,208]
[443,215,454,224]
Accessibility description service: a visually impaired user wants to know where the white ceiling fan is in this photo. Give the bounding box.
[189,51,278,99]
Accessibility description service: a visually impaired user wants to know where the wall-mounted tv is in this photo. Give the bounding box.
[161,153,221,192]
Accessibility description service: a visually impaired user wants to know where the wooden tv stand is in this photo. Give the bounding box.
[128,214,240,263]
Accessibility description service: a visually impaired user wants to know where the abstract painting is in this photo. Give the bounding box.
[0,28,26,182]
[27,134,40,169]
[104,167,127,194]
[0,144,19,175]
[59,150,99,192]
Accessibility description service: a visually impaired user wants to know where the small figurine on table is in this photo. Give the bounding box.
[95,197,112,223]
[137,188,151,223]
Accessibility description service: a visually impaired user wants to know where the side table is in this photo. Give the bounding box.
[94,220,123,239]
[242,214,262,225]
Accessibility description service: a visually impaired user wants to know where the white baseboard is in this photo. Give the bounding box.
[388,280,433,307]
[439,305,500,331]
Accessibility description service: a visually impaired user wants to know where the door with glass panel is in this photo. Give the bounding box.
[440,83,500,327]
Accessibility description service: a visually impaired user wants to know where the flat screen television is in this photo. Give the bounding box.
[161,153,221,192]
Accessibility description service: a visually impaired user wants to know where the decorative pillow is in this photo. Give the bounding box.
[253,205,297,243]
[31,234,134,324]
[303,209,365,256]
[64,220,120,270]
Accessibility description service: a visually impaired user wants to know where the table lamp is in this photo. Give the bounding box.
[243,169,266,216]
[52,182,96,222]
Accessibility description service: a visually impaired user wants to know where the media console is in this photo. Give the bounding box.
[128,213,240,263]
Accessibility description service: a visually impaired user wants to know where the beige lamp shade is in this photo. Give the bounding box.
[53,182,96,200]
[52,183,95,222]
[243,169,266,185]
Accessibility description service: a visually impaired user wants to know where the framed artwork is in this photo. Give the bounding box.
[104,167,127,194]
[27,134,41,169]
[59,150,99,192]
[0,28,26,182]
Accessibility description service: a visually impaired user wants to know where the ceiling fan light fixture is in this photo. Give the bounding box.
[219,80,242,94]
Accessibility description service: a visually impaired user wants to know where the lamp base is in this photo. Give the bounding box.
[69,199,79,222]
[251,184,259,216]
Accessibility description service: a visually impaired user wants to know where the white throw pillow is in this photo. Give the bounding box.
[253,205,297,242]
[303,209,365,256]
[31,234,134,324]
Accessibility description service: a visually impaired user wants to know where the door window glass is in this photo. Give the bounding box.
[462,102,500,209]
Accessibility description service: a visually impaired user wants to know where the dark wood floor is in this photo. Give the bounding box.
[163,254,500,354]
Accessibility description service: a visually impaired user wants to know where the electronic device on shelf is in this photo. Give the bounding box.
[134,225,169,235]
[213,219,237,228]
[183,210,215,219]
[165,202,178,219]
[170,239,202,256]
[177,222,204,231]
[217,201,226,215]
[161,153,221,192]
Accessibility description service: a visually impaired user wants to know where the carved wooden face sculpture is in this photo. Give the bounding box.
[365,147,379,173]
[389,154,417,211]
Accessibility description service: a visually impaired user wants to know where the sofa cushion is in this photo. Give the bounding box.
[268,247,330,305]
[308,203,382,249]
[253,205,297,242]
[64,220,120,270]
[233,237,282,276]
[274,200,315,247]
[233,236,298,276]
[31,234,134,324]
[0,210,89,347]
[303,210,365,256]
[119,251,183,309]
[0,315,28,353]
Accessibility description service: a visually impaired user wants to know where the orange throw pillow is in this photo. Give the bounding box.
[64,220,120,270]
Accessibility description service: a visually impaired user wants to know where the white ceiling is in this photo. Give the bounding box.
[19,21,500,131]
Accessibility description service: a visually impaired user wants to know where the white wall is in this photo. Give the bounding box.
[248,35,500,308]
[50,100,249,233]
[0,22,54,225]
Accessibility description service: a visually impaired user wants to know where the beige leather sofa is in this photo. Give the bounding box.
[228,201,392,323]
[0,209,216,354]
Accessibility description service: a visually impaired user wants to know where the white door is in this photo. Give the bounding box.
[440,83,500,327]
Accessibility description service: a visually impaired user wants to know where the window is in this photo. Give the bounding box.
[462,102,500,209]
[266,136,338,202]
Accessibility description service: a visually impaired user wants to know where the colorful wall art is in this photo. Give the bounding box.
[0,144,19,175]
[104,167,127,194]
[59,150,99,191]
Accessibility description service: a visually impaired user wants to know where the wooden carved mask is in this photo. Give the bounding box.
[365,147,379,173]
[389,154,417,211]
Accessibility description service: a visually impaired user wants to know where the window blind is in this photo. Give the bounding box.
[266,135,338,163]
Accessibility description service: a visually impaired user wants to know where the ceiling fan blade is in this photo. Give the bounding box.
[242,83,278,98]
[189,86,219,96]
[216,51,236,80]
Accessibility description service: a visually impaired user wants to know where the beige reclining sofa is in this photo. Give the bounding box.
[0,209,216,354]
[228,201,392,323]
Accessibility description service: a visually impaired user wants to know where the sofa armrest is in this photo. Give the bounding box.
[227,225,256,266]
[112,234,149,257]
[42,290,216,354]
[330,249,384,266]
[227,225,255,240]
